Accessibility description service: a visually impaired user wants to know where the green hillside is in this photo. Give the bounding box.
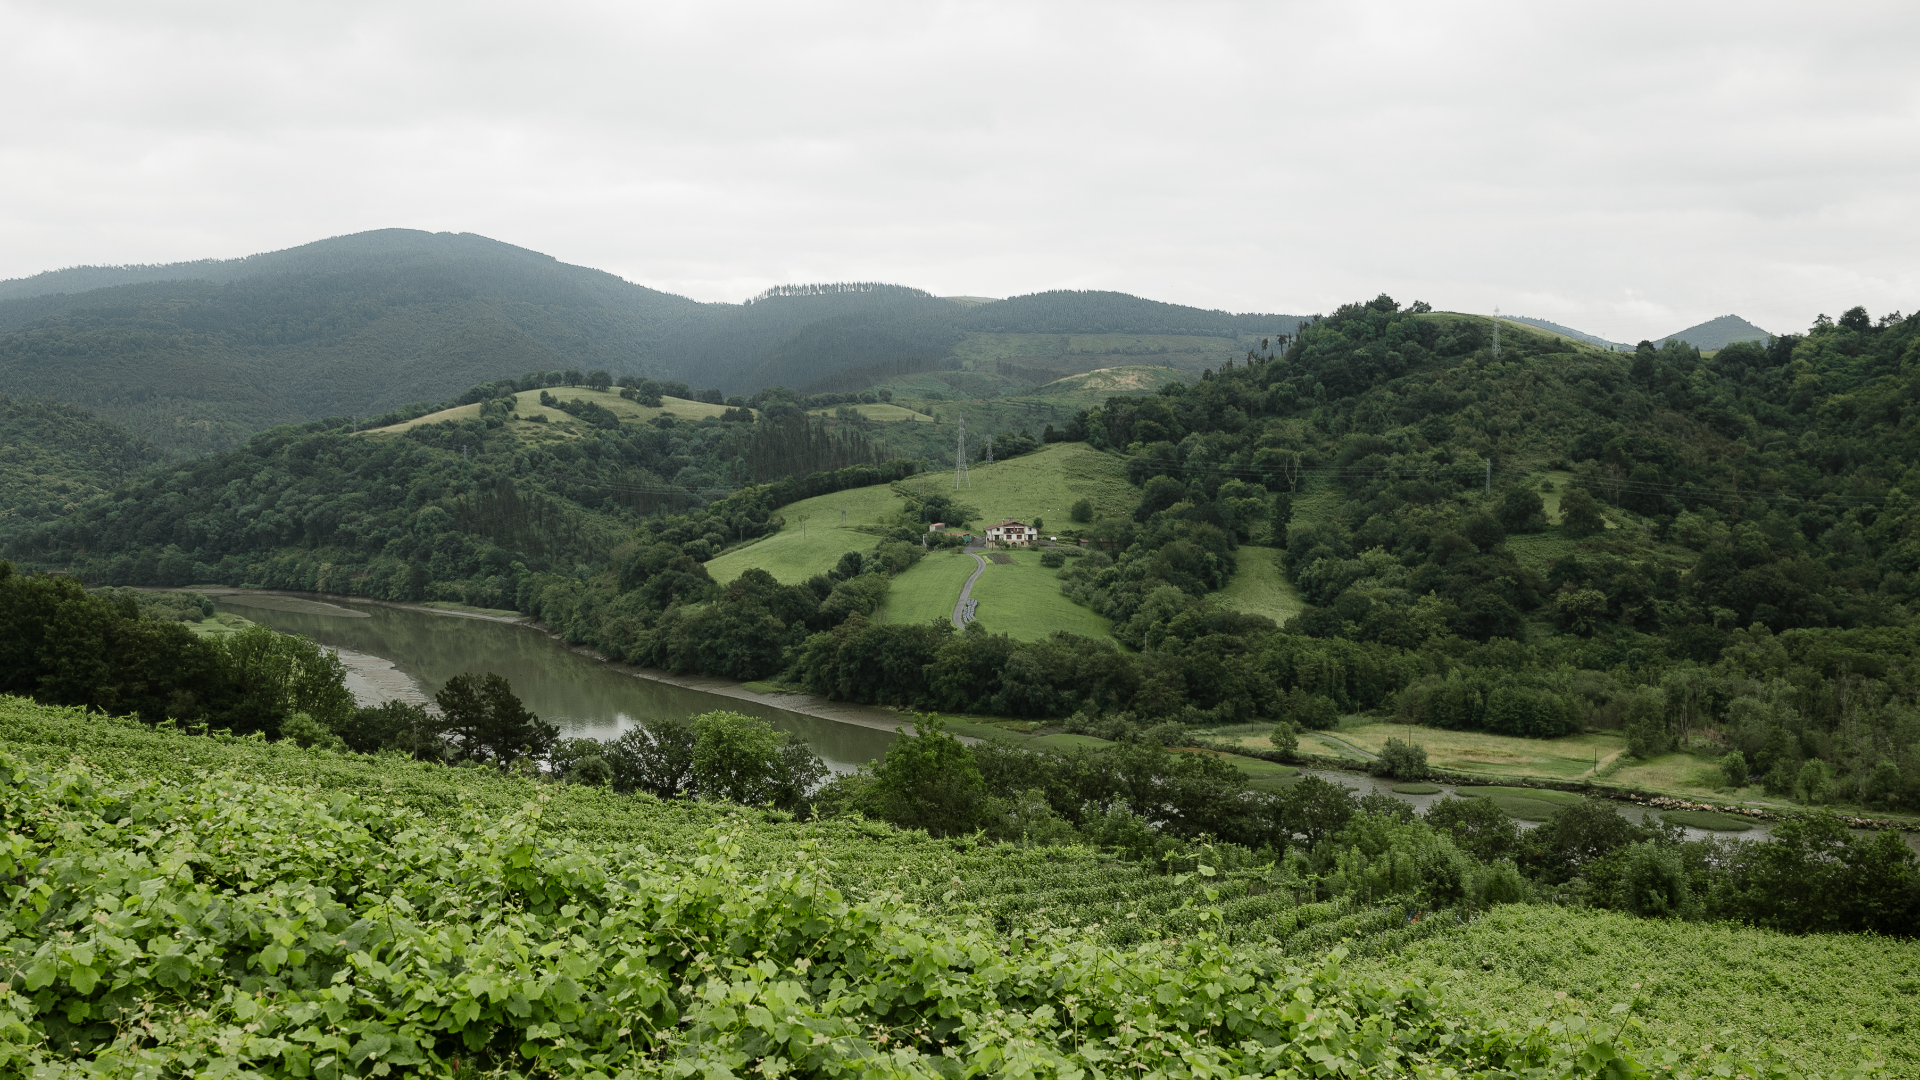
[966,548,1116,641]
[702,481,909,585]
[0,395,159,532]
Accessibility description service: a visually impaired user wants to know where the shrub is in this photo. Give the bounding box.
[1373,736,1430,780]
[1425,796,1522,862]
[1559,487,1607,537]
[1040,550,1066,568]
[1268,720,1300,759]
[1720,750,1749,788]
[1616,842,1691,917]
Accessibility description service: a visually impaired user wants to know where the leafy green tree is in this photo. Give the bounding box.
[1616,842,1691,917]
[1522,799,1648,883]
[1372,737,1429,780]
[1275,774,1356,849]
[1424,796,1521,862]
[1069,498,1093,523]
[1558,487,1607,537]
[335,700,443,757]
[603,716,697,797]
[690,710,785,803]
[1496,488,1548,533]
[1267,720,1300,759]
[859,714,988,836]
[435,672,557,767]
[278,711,344,751]
[1720,750,1749,788]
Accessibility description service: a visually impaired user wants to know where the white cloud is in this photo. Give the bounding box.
[1,0,1915,341]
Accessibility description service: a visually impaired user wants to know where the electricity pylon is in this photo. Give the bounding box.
[954,416,971,489]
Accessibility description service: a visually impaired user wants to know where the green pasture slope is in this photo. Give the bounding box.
[707,442,1134,586]
[702,481,907,585]
[967,548,1114,641]
[0,695,1896,1078]
[877,548,979,626]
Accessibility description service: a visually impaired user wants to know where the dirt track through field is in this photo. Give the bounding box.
[952,550,988,627]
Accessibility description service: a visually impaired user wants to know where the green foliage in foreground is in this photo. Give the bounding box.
[1374,905,1917,1079]
[0,697,1896,1077]
[0,751,1679,1080]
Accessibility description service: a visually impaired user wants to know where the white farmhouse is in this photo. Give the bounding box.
[985,519,1037,547]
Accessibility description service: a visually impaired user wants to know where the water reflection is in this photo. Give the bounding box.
[214,594,894,773]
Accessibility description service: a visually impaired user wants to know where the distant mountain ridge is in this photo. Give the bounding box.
[1505,315,1625,350]
[1657,314,1773,351]
[0,229,1302,454]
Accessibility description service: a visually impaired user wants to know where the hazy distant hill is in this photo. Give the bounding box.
[1505,315,1624,350]
[1657,314,1773,351]
[0,231,1302,453]
[0,230,720,452]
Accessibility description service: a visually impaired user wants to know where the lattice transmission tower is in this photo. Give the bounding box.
[954,415,971,489]
[1492,306,1502,360]
[985,433,993,466]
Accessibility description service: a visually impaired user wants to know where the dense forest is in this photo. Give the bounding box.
[0,394,159,529]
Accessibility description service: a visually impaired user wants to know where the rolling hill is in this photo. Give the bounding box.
[1657,314,1773,350]
[0,231,1303,454]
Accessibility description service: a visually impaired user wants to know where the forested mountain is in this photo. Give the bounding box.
[0,231,715,454]
[0,231,1300,454]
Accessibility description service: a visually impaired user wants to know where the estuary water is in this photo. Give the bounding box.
[210,592,896,773]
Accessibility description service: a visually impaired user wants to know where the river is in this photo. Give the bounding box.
[213,590,1919,850]
[210,592,897,773]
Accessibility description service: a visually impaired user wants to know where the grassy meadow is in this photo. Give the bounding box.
[1338,722,1627,780]
[965,548,1115,642]
[703,481,908,584]
[1217,546,1304,624]
[876,549,979,626]
[935,441,1136,530]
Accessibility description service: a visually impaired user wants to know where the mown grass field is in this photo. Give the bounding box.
[1339,722,1626,780]
[876,549,979,627]
[1369,905,1918,1079]
[702,482,908,585]
[966,548,1114,642]
[1217,546,1304,624]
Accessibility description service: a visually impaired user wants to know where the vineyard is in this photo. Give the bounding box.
[0,696,1897,1078]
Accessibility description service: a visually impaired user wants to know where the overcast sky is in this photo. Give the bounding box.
[2,0,1916,342]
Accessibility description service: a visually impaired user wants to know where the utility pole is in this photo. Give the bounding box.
[954,416,971,489]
